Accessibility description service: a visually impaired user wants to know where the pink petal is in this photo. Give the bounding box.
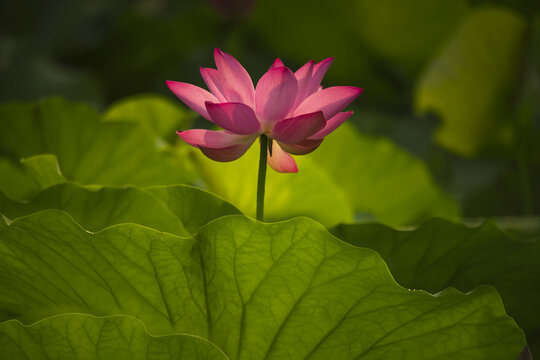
[205,102,261,135]
[267,141,298,173]
[214,48,255,106]
[269,58,285,70]
[294,86,363,119]
[308,111,353,140]
[295,60,314,78]
[270,111,326,144]
[200,67,227,102]
[293,60,315,107]
[199,145,252,162]
[166,81,218,121]
[177,129,255,162]
[177,129,252,147]
[306,57,333,95]
[255,67,298,127]
[278,138,323,155]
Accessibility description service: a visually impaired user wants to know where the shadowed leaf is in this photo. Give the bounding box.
[332,218,540,353]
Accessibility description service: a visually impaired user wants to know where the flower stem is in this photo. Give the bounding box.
[256,135,268,221]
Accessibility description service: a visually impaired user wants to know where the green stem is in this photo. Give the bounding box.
[256,135,268,221]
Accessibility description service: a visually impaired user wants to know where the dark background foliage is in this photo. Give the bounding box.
[2,0,539,220]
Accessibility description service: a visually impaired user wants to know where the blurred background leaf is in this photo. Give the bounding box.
[104,93,194,141]
[0,98,198,199]
[416,8,527,156]
[310,123,459,225]
[353,0,469,74]
[192,141,355,227]
[182,122,458,227]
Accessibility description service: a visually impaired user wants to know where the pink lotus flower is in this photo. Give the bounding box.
[167,49,363,173]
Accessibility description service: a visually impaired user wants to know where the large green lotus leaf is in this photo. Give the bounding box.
[331,218,540,354]
[0,210,525,359]
[0,153,240,235]
[0,314,227,360]
[0,98,196,196]
[144,185,241,235]
[104,93,193,141]
[354,0,469,71]
[308,123,459,225]
[193,144,353,227]
[0,183,240,236]
[416,8,527,156]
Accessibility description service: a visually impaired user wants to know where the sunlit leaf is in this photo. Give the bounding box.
[310,123,459,225]
[0,182,240,236]
[0,98,197,192]
[0,314,228,360]
[416,8,527,156]
[145,185,240,235]
[193,144,354,227]
[104,93,193,141]
[0,210,526,359]
[196,123,458,227]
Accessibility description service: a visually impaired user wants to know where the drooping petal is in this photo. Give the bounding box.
[205,102,261,135]
[293,60,315,107]
[177,129,254,148]
[200,67,227,102]
[267,141,298,173]
[166,81,218,121]
[308,111,353,140]
[214,48,255,106]
[177,129,255,162]
[269,58,285,70]
[200,145,252,162]
[270,111,325,144]
[294,86,363,119]
[278,138,323,155]
[255,67,298,127]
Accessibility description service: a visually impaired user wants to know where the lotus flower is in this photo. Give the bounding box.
[167,49,363,173]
